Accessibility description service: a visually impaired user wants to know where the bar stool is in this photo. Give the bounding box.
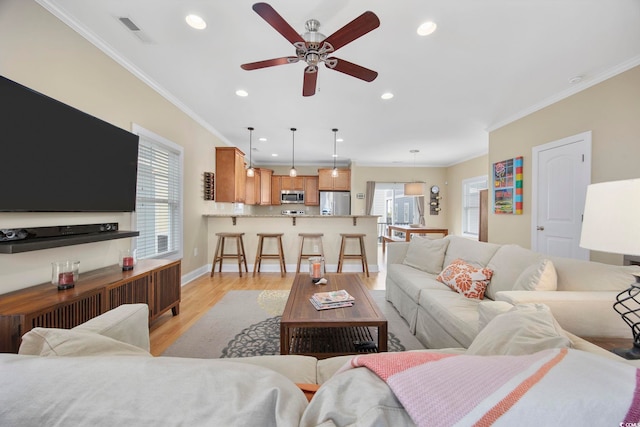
[337,233,369,277]
[210,232,248,277]
[296,233,325,273]
[253,233,286,276]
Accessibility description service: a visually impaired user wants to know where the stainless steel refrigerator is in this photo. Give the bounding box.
[320,191,351,215]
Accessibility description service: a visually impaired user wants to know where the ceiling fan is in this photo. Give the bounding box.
[241,3,380,96]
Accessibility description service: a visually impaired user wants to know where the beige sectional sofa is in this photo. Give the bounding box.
[3,301,640,426]
[386,235,640,349]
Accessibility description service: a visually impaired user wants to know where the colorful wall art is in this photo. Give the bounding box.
[493,156,523,214]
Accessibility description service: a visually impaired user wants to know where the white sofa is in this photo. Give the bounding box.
[3,303,639,426]
[386,235,640,349]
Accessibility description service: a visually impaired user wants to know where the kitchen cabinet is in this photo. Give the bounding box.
[280,176,304,190]
[271,175,282,205]
[318,168,351,191]
[246,168,273,205]
[215,147,246,203]
[304,176,319,206]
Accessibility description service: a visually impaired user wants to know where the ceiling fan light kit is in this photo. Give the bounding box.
[241,3,380,96]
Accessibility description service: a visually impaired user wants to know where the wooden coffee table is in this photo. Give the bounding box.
[280,273,388,359]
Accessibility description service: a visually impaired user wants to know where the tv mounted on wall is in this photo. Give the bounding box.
[0,75,139,212]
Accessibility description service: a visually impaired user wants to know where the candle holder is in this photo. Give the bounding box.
[119,249,137,271]
[309,256,325,284]
[51,261,80,290]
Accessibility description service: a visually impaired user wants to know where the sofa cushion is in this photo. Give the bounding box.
[485,245,550,300]
[387,264,449,302]
[72,303,150,351]
[418,290,482,346]
[443,235,501,269]
[402,237,450,274]
[437,259,493,300]
[466,304,572,356]
[550,256,640,292]
[513,258,558,291]
[18,328,152,357]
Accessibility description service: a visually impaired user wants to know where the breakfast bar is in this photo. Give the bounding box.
[204,214,380,274]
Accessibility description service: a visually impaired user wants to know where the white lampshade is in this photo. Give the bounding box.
[404,182,424,196]
[580,178,640,256]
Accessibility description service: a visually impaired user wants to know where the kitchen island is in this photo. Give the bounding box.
[204,214,380,274]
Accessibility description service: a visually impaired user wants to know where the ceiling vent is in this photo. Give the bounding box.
[117,17,153,43]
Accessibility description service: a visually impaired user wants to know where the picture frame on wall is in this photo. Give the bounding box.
[493,156,523,214]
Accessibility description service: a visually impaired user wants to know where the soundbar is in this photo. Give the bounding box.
[0,223,119,242]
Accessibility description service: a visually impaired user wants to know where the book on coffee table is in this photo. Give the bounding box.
[310,289,354,310]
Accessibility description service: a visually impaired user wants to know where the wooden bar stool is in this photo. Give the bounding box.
[253,233,286,276]
[337,233,369,277]
[210,232,248,277]
[296,233,325,273]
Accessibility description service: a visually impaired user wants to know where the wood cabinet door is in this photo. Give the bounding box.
[271,175,281,205]
[304,176,319,205]
[333,169,351,191]
[259,169,273,205]
[244,171,259,205]
[281,176,304,190]
[234,150,246,203]
[215,147,246,203]
[318,169,333,190]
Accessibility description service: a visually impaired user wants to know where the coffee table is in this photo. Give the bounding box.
[280,273,388,359]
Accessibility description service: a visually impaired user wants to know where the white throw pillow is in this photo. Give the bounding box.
[466,304,572,356]
[513,258,558,291]
[402,237,450,274]
[19,328,152,357]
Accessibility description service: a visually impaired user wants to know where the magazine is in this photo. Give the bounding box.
[310,289,355,310]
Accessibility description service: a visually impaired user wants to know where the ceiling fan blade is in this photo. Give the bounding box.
[302,66,318,97]
[241,56,298,70]
[252,3,305,46]
[325,57,378,82]
[322,11,380,52]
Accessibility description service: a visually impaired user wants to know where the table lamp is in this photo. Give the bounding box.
[579,178,640,359]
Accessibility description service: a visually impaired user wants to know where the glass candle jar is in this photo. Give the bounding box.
[119,249,137,271]
[51,261,80,290]
[309,256,325,284]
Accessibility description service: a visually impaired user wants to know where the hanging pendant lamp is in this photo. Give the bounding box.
[404,149,424,196]
[331,128,339,178]
[289,128,297,177]
[246,127,255,177]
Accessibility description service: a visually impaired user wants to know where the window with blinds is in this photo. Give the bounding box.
[133,125,183,259]
[462,175,488,237]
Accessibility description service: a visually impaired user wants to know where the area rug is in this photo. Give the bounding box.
[163,290,425,358]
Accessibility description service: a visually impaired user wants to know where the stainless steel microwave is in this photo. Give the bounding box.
[281,190,304,204]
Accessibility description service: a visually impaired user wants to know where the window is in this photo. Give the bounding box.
[133,125,183,260]
[462,175,488,237]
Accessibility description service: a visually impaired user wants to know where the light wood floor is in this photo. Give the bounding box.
[149,251,388,356]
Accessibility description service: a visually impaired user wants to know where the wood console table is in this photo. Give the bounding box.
[0,259,181,353]
[383,225,449,252]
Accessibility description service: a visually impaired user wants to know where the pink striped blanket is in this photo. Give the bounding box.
[347,348,640,426]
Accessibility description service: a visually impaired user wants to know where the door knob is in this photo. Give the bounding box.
[536,226,545,231]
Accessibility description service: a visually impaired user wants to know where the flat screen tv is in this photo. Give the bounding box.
[0,75,139,212]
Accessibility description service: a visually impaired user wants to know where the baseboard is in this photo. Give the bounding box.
[181,265,209,286]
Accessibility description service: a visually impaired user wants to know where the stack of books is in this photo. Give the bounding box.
[310,289,355,310]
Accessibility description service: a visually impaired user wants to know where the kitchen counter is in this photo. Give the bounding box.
[205,215,380,273]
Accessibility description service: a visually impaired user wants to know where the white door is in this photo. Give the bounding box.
[531,131,591,259]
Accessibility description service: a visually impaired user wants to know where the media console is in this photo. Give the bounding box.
[0,258,181,353]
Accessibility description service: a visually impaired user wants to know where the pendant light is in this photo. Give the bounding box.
[289,127,297,177]
[404,149,424,196]
[246,127,255,177]
[331,128,339,178]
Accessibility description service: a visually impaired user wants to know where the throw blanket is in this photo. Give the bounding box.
[348,348,640,426]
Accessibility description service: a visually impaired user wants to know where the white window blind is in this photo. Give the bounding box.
[134,126,183,259]
[462,175,488,237]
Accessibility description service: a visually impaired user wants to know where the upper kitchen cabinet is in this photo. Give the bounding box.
[318,168,351,191]
[304,176,319,206]
[215,147,246,203]
[280,176,305,191]
[245,168,273,205]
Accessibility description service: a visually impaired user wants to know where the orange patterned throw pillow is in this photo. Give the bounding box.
[436,259,494,299]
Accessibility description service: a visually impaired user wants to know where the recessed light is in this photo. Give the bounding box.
[381,92,394,100]
[185,14,207,30]
[336,138,344,142]
[259,137,267,142]
[417,21,437,36]
[235,89,248,97]
[332,154,338,158]
[569,76,583,84]
[271,153,278,157]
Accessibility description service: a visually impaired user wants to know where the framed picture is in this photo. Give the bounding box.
[493,156,523,214]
